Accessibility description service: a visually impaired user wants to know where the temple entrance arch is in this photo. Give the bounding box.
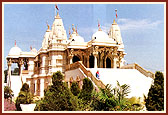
[89,55,94,68]
[106,57,111,68]
[72,56,80,63]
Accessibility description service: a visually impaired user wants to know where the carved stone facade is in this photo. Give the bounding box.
[6,10,126,97]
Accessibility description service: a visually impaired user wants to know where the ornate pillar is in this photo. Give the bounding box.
[113,56,117,68]
[69,55,73,64]
[40,78,44,97]
[34,79,37,95]
[19,59,24,84]
[69,49,74,64]
[113,47,118,69]
[118,52,123,68]
[87,55,89,68]
[93,46,99,68]
[7,59,12,88]
[104,56,107,68]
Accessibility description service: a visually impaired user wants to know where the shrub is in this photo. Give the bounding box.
[4,86,14,99]
[15,83,33,111]
[70,82,80,96]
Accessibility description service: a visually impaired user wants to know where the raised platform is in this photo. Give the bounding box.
[65,61,154,100]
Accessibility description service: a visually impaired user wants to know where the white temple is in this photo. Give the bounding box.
[6,7,154,101]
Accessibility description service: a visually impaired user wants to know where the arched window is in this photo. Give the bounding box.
[72,56,80,63]
[89,55,94,68]
[106,57,111,68]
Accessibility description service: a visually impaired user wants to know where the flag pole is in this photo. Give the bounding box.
[55,5,56,17]
[115,9,118,21]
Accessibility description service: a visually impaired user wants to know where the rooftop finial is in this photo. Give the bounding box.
[76,26,79,36]
[56,11,60,18]
[30,46,32,50]
[46,20,50,31]
[98,20,102,31]
[113,19,117,24]
[69,26,71,35]
[15,40,16,46]
[72,24,76,33]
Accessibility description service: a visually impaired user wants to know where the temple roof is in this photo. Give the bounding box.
[7,42,22,58]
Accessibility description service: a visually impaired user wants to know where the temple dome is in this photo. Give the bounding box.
[72,35,84,43]
[8,45,22,56]
[92,30,109,41]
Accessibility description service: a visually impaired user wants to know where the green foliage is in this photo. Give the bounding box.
[52,71,64,86]
[34,73,144,111]
[35,71,78,111]
[114,81,130,103]
[4,86,14,99]
[15,83,33,111]
[145,71,164,111]
[91,84,117,111]
[20,83,30,92]
[79,78,93,102]
[70,82,80,96]
[90,82,141,111]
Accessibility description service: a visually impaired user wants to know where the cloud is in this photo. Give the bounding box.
[118,18,162,31]
[74,18,163,40]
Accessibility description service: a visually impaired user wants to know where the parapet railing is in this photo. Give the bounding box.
[65,61,106,89]
[120,63,155,79]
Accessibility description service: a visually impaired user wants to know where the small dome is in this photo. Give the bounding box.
[92,30,109,41]
[72,35,84,43]
[8,46,22,56]
[31,48,37,53]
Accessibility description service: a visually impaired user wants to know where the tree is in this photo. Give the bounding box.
[36,71,78,111]
[74,78,94,111]
[70,82,80,96]
[15,83,33,111]
[79,77,93,101]
[145,71,164,111]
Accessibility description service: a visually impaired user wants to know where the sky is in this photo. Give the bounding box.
[3,3,165,73]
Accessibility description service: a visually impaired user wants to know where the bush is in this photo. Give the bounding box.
[15,83,33,111]
[4,86,14,99]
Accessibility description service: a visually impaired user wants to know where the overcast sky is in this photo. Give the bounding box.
[3,3,165,72]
